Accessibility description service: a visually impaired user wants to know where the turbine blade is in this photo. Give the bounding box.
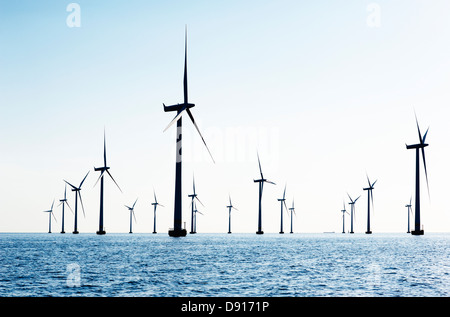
[266,180,276,185]
[415,111,423,144]
[421,147,430,198]
[78,192,86,218]
[79,171,90,188]
[132,198,138,208]
[64,180,77,190]
[153,189,157,204]
[103,128,107,167]
[93,170,105,188]
[372,180,377,187]
[283,183,287,200]
[186,108,215,163]
[65,201,74,215]
[132,210,137,223]
[106,170,122,193]
[284,200,288,212]
[423,127,429,143]
[163,108,185,132]
[52,211,57,222]
[193,175,196,195]
[347,193,353,203]
[257,152,263,179]
[195,196,205,207]
[184,25,188,104]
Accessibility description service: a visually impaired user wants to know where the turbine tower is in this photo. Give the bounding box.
[64,171,89,234]
[94,130,122,235]
[406,113,430,235]
[347,194,360,234]
[226,194,238,234]
[277,184,288,234]
[253,152,275,235]
[288,199,295,234]
[188,175,204,234]
[163,27,215,237]
[58,184,73,234]
[43,200,56,233]
[406,197,412,233]
[363,175,377,234]
[341,201,349,233]
[124,198,138,233]
[151,189,164,234]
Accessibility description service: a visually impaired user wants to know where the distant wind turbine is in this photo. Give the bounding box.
[347,193,361,234]
[254,152,275,235]
[188,175,204,234]
[277,184,288,234]
[124,198,138,234]
[192,200,204,234]
[226,194,238,234]
[151,190,164,234]
[363,175,377,234]
[58,184,73,234]
[341,201,349,234]
[64,171,89,234]
[94,130,122,235]
[163,26,215,237]
[405,197,413,233]
[288,199,296,234]
[406,113,430,235]
[43,200,56,233]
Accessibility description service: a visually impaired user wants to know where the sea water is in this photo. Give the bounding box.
[0,232,449,297]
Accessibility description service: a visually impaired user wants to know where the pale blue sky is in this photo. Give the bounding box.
[1,1,450,233]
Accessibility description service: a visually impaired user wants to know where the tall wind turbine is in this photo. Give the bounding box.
[226,194,238,234]
[188,175,204,234]
[163,27,215,237]
[406,197,413,233]
[124,198,138,234]
[151,189,164,234]
[94,130,122,235]
[288,199,296,234]
[58,184,73,234]
[277,184,288,234]
[254,153,276,235]
[341,202,349,234]
[363,175,377,234]
[43,200,56,233]
[64,171,89,234]
[406,113,430,235]
[347,194,360,234]
[192,200,204,233]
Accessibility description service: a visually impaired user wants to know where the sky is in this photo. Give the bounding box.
[1,0,450,234]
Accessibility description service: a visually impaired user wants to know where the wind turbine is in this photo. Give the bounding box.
[288,199,296,234]
[94,130,122,235]
[64,171,89,234]
[43,200,56,233]
[58,184,73,234]
[226,194,238,234]
[192,200,204,233]
[124,198,138,234]
[254,152,276,234]
[341,201,349,234]
[277,184,288,234]
[188,175,204,234]
[406,197,413,233]
[406,113,430,235]
[151,189,164,234]
[163,26,215,237]
[347,194,360,234]
[363,175,377,234]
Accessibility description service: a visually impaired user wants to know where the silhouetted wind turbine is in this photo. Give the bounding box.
[94,130,122,235]
[277,184,288,234]
[43,200,56,233]
[254,153,275,234]
[151,189,164,234]
[341,202,349,234]
[163,27,214,237]
[347,194,360,234]
[363,175,377,234]
[406,197,413,233]
[192,200,204,233]
[288,199,296,234]
[188,175,204,234]
[406,113,430,235]
[58,184,73,234]
[124,198,138,234]
[64,171,89,234]
[226,194,238,234]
